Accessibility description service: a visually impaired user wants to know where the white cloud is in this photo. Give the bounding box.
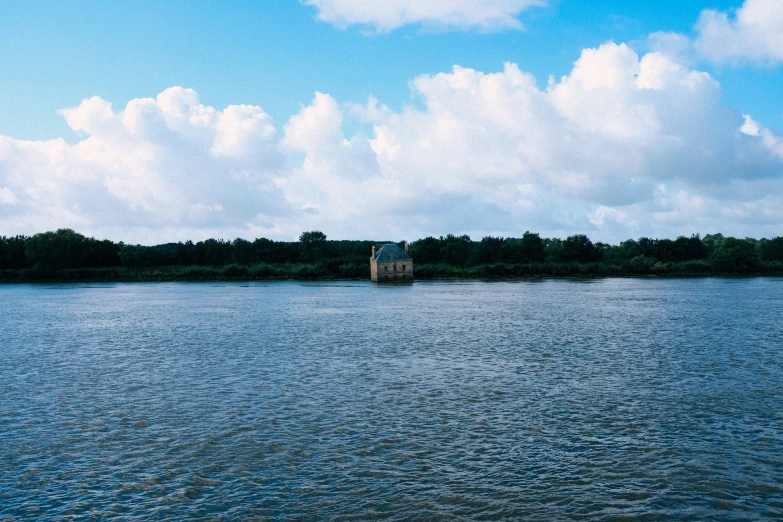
[647,31,694,63]
[280,43,783,241]
[0,87,288,243]
[0,187,18,205]
[589,206,640,231]
[741,115,783,159]
[1,44,782,244]
[694,0,783,64]
[303,0,545,33]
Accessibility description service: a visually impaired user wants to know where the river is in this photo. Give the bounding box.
[1,279,782,520]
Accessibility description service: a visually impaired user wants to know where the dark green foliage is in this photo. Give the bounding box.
[231,238,252,265]
[604,239,641,263]
[221,264,249,278]
[338,262,369,278]
[710,237,757,273]
[759,237,783,262]
[299,231,328,262]
[299,231,327,243]
[477,236,504,264]
[201,239,234,266]
[439,234,472,266]
[410,237,440,264]
[120,244,175,268]
[0,235,27,269]
[701,233,724,257]
[679,260,712,273]
[24,230,79,268]
[628,255,656,273]
[544,238,564,263]
[518,232,546,262]
[502,232,546,263]
[602,235,705,264]
[2,228,783,281]
[23,229,120,269]
[761,261,783,274]
[674,235,707,261]
[560,235,602,263]
[169,239,233,266]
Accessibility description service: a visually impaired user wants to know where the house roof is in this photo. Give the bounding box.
[374,244,412,262]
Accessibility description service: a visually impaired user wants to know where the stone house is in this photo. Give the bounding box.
[370,243,413,282]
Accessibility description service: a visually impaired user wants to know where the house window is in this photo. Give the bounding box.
[384,275,388,280]
[393,264,397,271]
[384,265,388,271]
[403,274,407,279]
[401,264,406,271]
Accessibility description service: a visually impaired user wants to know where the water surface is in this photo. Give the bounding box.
[1,279,782,520]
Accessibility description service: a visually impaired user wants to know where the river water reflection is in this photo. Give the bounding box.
[1,279,782,520]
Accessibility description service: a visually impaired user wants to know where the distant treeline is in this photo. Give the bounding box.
[1,229,783,282]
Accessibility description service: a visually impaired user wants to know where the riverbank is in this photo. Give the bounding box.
[2,260,783,283]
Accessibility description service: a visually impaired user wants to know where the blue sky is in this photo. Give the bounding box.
[0,0,782,243]
[2,0,780,139]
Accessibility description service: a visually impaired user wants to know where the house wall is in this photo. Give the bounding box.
[374,261,413,282]
[370,259,378,281]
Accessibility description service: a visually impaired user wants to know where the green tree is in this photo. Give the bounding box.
[710,237,758,272]
[200,238,233,266]
[560,234,602,263]
[233,238,253,265]
[0,235,28,269]
[518,231,546,262]
[673,234,706,261]
[175,240,198,265]
[637,237,656,258]
[760,237,783,262]
[25,229,86,268]
[477,236,504,264]
[544,238,564,263]
[503,232,545,263]
[299,231,328,262]
[410,237,440,264]
[654,239,677,262]
[701,233,724,257]
[252,238,289,264]
[439,234,472,266]
[120,244,175,268]
[603,239,640,263]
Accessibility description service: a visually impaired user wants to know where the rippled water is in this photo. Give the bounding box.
[1,279,782,520]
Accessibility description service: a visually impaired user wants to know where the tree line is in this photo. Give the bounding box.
[1,229,783,281]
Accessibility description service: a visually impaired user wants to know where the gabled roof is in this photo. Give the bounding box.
[374,244,412,262]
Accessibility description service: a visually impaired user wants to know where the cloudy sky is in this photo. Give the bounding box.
[1,0,782,244]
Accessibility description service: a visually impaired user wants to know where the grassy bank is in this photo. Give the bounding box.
[4,229,783,283]
[2,260,783,283]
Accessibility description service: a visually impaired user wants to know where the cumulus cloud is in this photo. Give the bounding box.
[0,87,288,243]
[303,0,545,33]
[280,43,783,240]
[741,115,783,158]
[1,44,782,243]
[694,0,783,64]
[0,187,18,205]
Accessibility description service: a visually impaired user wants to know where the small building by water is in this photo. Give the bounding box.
[371,243,413,282]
